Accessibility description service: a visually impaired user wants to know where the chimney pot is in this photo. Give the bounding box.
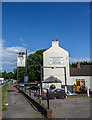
[52,40,59,47]
[77,62,81,68]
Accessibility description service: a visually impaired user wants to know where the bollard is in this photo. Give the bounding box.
[65,86,67,98]
[87,87,90,97]
[39,88,41,103]
[47,89,49,109]
[25,84,26,92]
[29,89,31,96]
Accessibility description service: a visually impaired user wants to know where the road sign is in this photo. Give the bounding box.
[17,52,26,67]
[24,76,28,84]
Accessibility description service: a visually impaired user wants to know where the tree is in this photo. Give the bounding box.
[2,71,14,79]
[13,49,46,83]
[70,61,92,68]
[27,49,46,82]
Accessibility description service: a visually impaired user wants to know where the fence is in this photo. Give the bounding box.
[20,84,50,109]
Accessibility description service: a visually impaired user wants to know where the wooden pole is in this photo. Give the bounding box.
[17,67,18,83]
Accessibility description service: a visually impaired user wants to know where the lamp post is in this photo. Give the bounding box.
[39,63,42,93]
[25,49,27,76]
[24,49,28,92]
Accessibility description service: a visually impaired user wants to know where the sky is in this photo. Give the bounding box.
[1,2,90,72]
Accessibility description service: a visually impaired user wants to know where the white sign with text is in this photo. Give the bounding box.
[17,53,26,67]
[49,57,64,65]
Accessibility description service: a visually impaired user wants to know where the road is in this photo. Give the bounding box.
[0,80,11,87]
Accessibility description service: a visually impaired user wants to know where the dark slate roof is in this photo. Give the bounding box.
[70,65,92,76]
[42,75,62,83]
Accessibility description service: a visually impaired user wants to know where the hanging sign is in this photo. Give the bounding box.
[24,76,28,84]
[17,52,26,67]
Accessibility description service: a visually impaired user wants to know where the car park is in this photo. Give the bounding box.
[19,83,24,87]
[49,88,77,96]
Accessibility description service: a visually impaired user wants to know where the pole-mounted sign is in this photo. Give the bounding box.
[24,75,28,84]
[17,52,26,67]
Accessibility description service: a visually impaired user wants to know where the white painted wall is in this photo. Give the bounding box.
[70,76,92,91]
[43,40,70,85]
[42,83,61,89]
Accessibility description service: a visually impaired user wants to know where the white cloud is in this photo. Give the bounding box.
[22,43,28,47]
[19,37,24,41]
[2,46,27,68]
[69,57,91,63]
[6,46,26,53]
[28,49,39,55]
[2,61,17,66]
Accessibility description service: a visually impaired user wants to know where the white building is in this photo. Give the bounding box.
[43,40,70,88]
[70,64,92,91]
[43,40,92,92]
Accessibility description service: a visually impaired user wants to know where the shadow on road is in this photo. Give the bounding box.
[7,90,15,92]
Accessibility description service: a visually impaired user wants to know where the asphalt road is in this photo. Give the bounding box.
[2,85,43,119]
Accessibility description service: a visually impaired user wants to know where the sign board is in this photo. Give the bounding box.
[24,76,28,84]
[49,57,64,65]
[17,53,26,67]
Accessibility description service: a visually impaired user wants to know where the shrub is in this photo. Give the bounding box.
[56,90,66,99]
[41,90,47,99]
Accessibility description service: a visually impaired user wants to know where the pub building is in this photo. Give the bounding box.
[42,40,92,92]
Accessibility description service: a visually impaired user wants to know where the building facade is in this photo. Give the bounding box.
[43,40,92,91]
[43,40,70,87]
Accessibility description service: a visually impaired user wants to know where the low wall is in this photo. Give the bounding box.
[16,86,52,118]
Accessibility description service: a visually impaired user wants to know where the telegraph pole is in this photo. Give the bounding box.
[64,67,67,98]
[25,49,27,76]
[17,67,18,83]
[24,49,28,92]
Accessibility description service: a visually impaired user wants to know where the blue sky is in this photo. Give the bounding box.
[2,2,90,72]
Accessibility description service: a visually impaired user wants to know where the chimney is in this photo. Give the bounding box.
[52,39,59,47]
[77,62,81,68]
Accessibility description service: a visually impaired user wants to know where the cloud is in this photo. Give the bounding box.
[6,46,26,53]
[2,46,27,68]
[2,61,17,66]
[22,43,28,47]
[28,49,39,55]
[19,38,24,41]
[69,57,91,63]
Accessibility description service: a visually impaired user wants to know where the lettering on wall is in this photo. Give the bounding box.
[49,57,64,65]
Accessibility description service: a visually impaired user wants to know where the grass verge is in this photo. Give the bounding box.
[2,84,9,112]
[2,84,9,103]
[10,82,13,86]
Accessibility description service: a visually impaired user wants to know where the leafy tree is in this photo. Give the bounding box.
[70,61,92,68]
[2,71,14,79]
[13,68,17,80]
[7,72,14,79]
[13,49,46,83]
[0,70,2,78]
[2,71,8,79]
[27,49,46,82]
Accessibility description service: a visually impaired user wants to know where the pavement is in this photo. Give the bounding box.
[2,85,43,119]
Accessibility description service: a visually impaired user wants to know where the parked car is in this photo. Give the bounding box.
[19,83,24,87]
[49,88,77,96]
[13,83,19,87]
